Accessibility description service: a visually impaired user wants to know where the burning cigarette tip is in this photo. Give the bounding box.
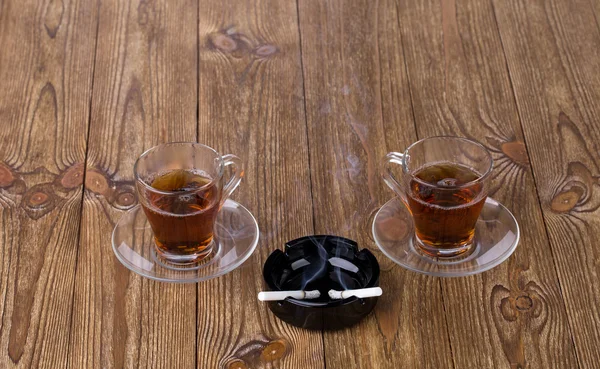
[258,290,321,302]
[328,287,382,300]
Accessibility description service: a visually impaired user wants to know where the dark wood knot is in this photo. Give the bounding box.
[495,281,542,323]
[225,338,289,367]
[549,161,598,214]
[515,295,533,311]
[551,189,582,213]
[0,162,15,188]
[81,167,137,209]
[254,44,278,58]
[501,141,529,166]
[85,169,110,195]
[21,184,56,219]
[499,295,518,322]
[112,184,137,209]
[29,191,49,206]
[260,339,288,362]
[209,33,239,53]
[58,163,84,189]
[117,191,135,207]
[208,28,278,61]
[224,358,247,369]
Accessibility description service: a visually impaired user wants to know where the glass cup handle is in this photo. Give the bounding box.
[381,152,407,202]
[220,154,244,206]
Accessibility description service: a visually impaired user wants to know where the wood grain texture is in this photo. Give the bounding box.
[196,0,323,368]
[2,0,600,367]
[0,0,98,367]
[67,0,198,368]
[397,0,579,367]
[494,0,600,367]
[297,0,453,368]
[591,0,600,33]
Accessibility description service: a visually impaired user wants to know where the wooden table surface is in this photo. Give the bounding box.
[1,0,600,368]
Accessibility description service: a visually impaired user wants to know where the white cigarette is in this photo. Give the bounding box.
[258,290,321,301]
[328,287,383,300]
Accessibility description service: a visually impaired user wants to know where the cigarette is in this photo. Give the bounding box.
[328,287,383,300]
[258,290,321,301]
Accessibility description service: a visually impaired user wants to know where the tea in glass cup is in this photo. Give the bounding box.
[135,143,243,264]
[381,137,493,257]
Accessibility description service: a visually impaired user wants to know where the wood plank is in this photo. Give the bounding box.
[67,0,198,368]
[196,0,323,368]
[494,0,600,367]
[0,0,98,367]
[397,0,579,367]
[297,0,454,368]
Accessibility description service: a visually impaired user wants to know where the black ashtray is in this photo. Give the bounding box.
[262,235,380,330]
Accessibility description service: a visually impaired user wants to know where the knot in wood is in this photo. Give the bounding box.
[260,339,288,362]
[112,184,136,209]
[29,191,49,206]
[60,163,84,189]
[551,190,580,213]
[501,141,528,166]
[117,191,136,207]
[22,184,56,219]
[85,169,110,195]
[515,295,533,311]
[224,358,247,369]
[0,162,15,187]
[210,33,238,52]
[254,44,278,57]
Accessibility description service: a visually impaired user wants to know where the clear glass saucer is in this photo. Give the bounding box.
[372,197,519,277]
[112,199,259,283]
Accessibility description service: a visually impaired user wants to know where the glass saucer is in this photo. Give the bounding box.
[112,199,259,283]
[372,197,519,277]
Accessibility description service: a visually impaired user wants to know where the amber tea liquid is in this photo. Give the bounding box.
[141,169,219,263]
[408,162,486,257]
